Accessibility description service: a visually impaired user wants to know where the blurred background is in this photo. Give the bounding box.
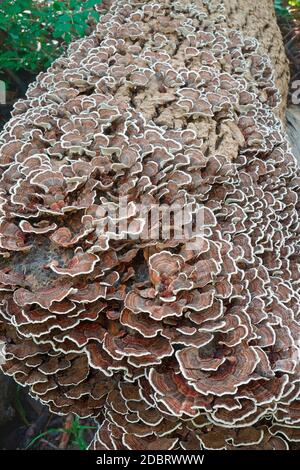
[0,0,299,450]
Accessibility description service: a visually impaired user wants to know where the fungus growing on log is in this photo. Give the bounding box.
[0,0,299,450]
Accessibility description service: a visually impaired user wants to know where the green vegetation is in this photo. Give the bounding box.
[14,385,30,426]
[275,0,300,16]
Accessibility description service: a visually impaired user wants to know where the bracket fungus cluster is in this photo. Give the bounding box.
[0,0,299,450]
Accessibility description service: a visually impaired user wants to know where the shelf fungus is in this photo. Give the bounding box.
[0,0,299,450]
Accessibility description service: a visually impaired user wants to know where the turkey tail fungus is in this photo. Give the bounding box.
[0,0,299,450]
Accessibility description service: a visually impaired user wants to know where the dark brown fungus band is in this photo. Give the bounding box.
[0,0,299,450]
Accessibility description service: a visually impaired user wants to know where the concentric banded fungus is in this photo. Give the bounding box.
[0,0,299,450]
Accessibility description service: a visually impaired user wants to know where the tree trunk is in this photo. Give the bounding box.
[224,0,290,120]
[100,0,290,119]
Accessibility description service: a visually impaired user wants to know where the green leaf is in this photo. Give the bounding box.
[75,11,89,21]
[90,10,100,20]
[84,0,103,7]
[53,19,73,36]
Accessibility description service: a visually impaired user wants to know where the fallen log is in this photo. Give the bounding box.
[0,0,299,450]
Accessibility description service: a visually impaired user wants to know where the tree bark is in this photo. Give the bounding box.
[0,374,15,427]
[0,0,298,451]
[224,0,290,120]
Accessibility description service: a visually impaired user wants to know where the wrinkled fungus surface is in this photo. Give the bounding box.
[0,0,299,450]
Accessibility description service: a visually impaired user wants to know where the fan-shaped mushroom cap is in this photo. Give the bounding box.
[0,0,299,451]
